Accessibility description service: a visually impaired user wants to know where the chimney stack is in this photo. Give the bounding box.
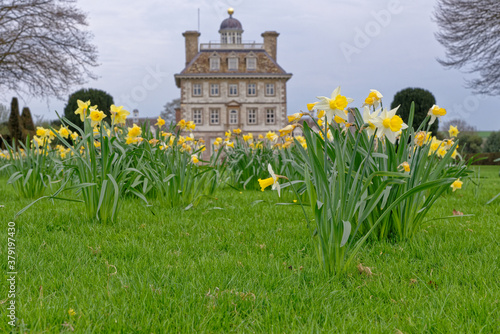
[261,31,279,61]
[183,31,201,66]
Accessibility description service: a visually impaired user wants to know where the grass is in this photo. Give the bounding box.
[0,166,499,333]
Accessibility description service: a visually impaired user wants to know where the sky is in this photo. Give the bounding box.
[4,0,500,130]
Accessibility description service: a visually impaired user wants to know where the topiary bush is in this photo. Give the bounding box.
[8,97,23,144]
[390,88,439,135]
[64,88,114,129]
[484,131,500,153]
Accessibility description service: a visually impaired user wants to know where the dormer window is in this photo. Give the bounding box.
[210,57,220,71]
[246,57,256,70]
[228,57,238,70]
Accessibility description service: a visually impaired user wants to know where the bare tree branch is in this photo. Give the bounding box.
[434,0,500,95]
[0,0,99,99]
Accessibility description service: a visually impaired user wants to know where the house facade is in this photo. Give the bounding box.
[174,8,292,153]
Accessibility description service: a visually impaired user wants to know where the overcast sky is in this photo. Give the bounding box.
[5,0,500,130]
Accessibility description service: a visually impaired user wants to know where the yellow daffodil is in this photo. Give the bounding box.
[110,105,130,125]
[288,112,304,123]
[59,127,70,139]
[225,130,231,138]
[88,108,106,127]
[127,124,142,138]
[257,164,283,196]
[450,178,463,192]
[371,106,407,144]
[226,141,235,148]
[429,137,442,155]
[317,109,325,119]
[279,124,297,137]
[265,131,278,141]
[334,115,346,124]
[243,133,253,142]
[313,86,353,123]
[437,147,447,158]
[233,128,242,135]
[428,105,446,125]
[362,89,383,109]
[449,125,459,138]
[451,149,458,159]
[156,116,166,128]
[307,102,318,111]
[36,127,49,138]
[399,161,411,172]
[68,308,76,316]
[191,155,199,164]
[177,119,186,130]
[258,134,264,139]
[75,100,90,122]
[71,132,79,141]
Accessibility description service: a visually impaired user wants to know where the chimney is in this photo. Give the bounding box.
[261,31,279,61]
[183,31,201,66]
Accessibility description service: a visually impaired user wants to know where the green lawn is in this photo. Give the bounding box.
[1,166,499,333]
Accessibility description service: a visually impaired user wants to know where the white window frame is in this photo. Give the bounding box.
[265,83,275,96]
[228,84,238,96]
[210,83,220,96]
[193,109,203,125]
[210,57,220,71]
[246,57,257,70]
[266,108,275,124]
[229,110,238,125]
[247,108,257,124]
[209,109,220,125]
[228,57,238,70]
[247,83,256,96]
[192,83,202,96]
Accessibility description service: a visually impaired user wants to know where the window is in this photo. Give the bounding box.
[193,83,202,96]
[210,84,219,96]
[247,83,256,96]
[266,108,275,124]
[229,110,238,124]
[228,84,238,96]
[246,57,256,70]
[209,109,220,125]
[210,57,220,71]
[266,83,275,96]
[228,57,238,70]
[193,109,203,125]
[247,108,257,124]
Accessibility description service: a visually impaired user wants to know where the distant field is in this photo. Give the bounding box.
[477,131,493,139]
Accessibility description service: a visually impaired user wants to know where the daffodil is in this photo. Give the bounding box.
[71,132,79,141]
[68,308,76,316]
[450,178,463,192]
[279,124,297,137]
[448,125,459,138]
[265,131,278,141]
[155,116,166,128]
[370,106,408,144]
[177,119,186,129]
[187,121,196,130]
[288,112,304,123]
[362,89,383,109]
[88,108,106,127]
[362,106,380,138]
[59,127,70,139]
[428,105,446,125]
[110,105,130,125]
[225,130,231,138]
[400,161,411,172]
[313,86,353,123]
[191,155,199,164]
[257,164,283,196]
[127,124,142,138]
[317,109,325,119]
[233,128,242,134]
[307,102,318,111]
[226,141,235,148]
[75,100,90,122]
[243,133,253,142]
[333,115,346,124]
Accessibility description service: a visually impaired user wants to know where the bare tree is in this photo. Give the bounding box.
[161,98,180,125]
[0,0,98,99]
[434,0,500,95]
[440,118,477,133]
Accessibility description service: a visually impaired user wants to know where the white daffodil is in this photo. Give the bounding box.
[371,105,408,144]
[428,104,446,125]
[362,106,381,138]
[313,86,353,124]
[362,89,383,109]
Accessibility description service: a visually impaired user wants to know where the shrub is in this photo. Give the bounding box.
[64,88,114,129]
[484,131,500,153]
[391,88,439,136]
[458,132,483,153]
[8,97,23,144]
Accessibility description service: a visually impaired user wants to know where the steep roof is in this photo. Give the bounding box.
[175,49,292,87]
